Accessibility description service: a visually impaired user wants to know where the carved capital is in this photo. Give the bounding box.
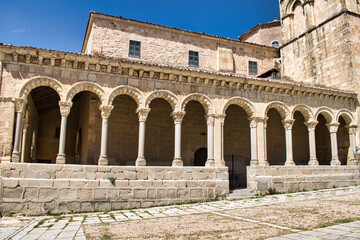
[205,114,215,126]
[248,117,258,128]
[171,111,186,124]
[304,121,318,131]
[14,98,27,113]
[59,101,73,117]
[216,114,226,125]
[282,119,295,130]
[326,123,340,133]
[99,104,114,119]
[346,125,358,135]
[136,108,151,122]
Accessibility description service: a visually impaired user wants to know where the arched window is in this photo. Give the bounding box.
[271,40,280,48]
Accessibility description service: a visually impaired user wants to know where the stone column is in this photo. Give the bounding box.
[205,114,215,167]
[326,123,341,166]
[304,121,319,166]
[346,125,358,165]
[249,118,258,166]
[56,101,73,164]
[136,108,151,166]
[98,105,114,166]
[20,122,29,163]
[12,98,27,162]
[282,119,295,166]
[171,111,186,166]
[257,117,269,166]
[214,114,226,167]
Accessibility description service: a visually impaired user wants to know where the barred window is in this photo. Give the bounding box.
[189,51,199,67]
[129,40,141,58]
[249,61,258,75]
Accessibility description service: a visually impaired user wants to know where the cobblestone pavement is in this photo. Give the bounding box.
[1,186,360,239]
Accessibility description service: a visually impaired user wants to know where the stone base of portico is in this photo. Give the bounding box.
[247,165,360,194]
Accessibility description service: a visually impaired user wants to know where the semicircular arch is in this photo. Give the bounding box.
[265,101,290,120]
[145,90,178,111]
[336,109,354,125]
[19,76,64,100]
[65,82,106,103]
[181,93,214,114]
[291,104,314,122]
[222,97,255,117]
[315,107,334,123]
[108,85,143,107]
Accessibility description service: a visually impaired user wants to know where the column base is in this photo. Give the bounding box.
[349,159,359,166]
[135,157,146,166]
[98,156,108,166]
[308,158,319,166]
[285,160,296,166]
[250,159,259,166]
[172,158,183,167]
[215,160,226,167]
[56,154,66,164]
[331,158,341,166]
[11,151,20,162]
[205,159,215,167]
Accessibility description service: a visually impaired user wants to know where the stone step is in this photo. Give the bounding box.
[226,188,256,200]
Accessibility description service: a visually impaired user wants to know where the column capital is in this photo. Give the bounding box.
[99,104,114,119]
[282,119,295,130]
[205,114,216,126]
[136,108,151,122]
[171,111,186,124]
[346,125,358,135]
[326,123,340,133]
[304,121,318,131]
[59,101,73,117]
[14,98,27,113]
[215,114,226,124]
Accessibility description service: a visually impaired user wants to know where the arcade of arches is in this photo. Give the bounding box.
[12,83,358,189]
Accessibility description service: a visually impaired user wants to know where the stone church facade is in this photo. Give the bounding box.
[0,1,360,215]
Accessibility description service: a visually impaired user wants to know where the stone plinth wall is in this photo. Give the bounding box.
[0,163,229,216]
[247,166,360,193]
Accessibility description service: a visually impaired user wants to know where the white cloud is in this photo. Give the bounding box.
[11,28,31,34]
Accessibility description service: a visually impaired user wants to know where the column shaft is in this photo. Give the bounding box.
[214,115,225,167]
[20,124,28,163]
[136,121,146,166]
[173,123,182,166]
[98,118,109,165]
[56,115,68,164]
[308,129,318,165]
[12,112,23,162]
[206,115,215,167]
[327,123,341,166]
[347,125,358,165]
[250,126,258,165]
[283,119,295,166]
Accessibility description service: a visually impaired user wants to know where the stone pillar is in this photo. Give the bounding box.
[282,119,295,166]
[214,114,226,167]
[171,111,186,167]
[98,105,114,166]
[136,108,151,166]
[205,114,215,167]
[305,121,319,166]
[56,101,73,164]
[346,125,358,165]
[249,118,258,166]
[20,122,29,163]
[11,98,27,162]
[257,117,269,166]
[326,123,341,166]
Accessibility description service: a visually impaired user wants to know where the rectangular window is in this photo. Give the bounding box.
[189,51,199,67]
[249,61,258,75]
[129,40,141,58]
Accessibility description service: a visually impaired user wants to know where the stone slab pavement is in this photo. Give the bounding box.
[1,186,360,239]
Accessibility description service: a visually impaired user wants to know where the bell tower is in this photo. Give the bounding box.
[279,0,360,88]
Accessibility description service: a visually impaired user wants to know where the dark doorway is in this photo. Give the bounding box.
[194,148,207,166]
[225,155,250,190]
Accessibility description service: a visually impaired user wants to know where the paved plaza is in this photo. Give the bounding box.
[0,186,360,239]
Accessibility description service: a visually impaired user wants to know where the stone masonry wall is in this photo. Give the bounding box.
[242,25,282,47]
[86,18,278,76]
[247,166,360,193]
[0,163,229,216]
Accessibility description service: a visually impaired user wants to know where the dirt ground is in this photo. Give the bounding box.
[82,193,360,240]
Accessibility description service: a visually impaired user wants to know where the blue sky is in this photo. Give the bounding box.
[0,0,280,53]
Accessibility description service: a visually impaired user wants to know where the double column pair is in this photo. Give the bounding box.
[136,109,215,167]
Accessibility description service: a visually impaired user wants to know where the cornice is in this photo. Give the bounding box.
[0,44,357,103]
